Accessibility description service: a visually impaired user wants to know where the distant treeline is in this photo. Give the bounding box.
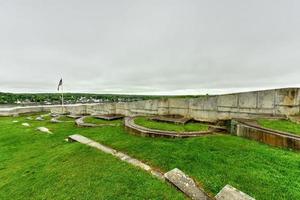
[0,92,205,105]
[0,92,161,105]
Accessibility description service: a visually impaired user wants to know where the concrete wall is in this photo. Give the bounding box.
[230,120,300,150]
[1,88,299,121]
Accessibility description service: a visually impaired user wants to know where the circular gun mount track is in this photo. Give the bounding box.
[75,116,119,127]
[124,117,218,138]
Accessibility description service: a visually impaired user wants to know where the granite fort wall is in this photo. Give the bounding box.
[1,88,299,121]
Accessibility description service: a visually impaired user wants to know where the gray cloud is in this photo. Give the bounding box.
[0,0,299,94]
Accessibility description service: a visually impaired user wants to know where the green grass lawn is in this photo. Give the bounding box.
[134,117,209,132]
[2,114,300,200]
[57,115,74,121]
[84,116,122,125]
[41,114,51,120]
[80,123,300,200]
[0,115,185,200]
[257,119,300,136]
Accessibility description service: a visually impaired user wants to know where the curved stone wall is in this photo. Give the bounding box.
[124,117,215,138]
[230,119,300,150]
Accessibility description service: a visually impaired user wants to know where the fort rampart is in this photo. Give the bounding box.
[1,88,299,121]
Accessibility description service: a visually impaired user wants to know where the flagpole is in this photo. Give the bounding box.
[61,82,64,113]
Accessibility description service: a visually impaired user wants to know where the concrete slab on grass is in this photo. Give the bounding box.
[164,168,211,200]
[36,127,52,134]
[22,123,30,127]
[215,185,255,200]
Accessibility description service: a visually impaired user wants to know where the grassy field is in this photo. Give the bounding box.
[134,117,209,132]
[1,114,300,200]
[57,115,74,121]
[0,115,184,200]
[83,116,122,125]
[80,125,300,200]
[258,119,300,136]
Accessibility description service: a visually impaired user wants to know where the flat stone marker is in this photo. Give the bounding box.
[164,168,211,200]
[50,118,61,123]
[36,127,52,134]
[215,185,255,200]
[22,123,30,127]
[12,120,19,123]
[68,134,94,144]
[36,116,44,121]
[51,113,59,117]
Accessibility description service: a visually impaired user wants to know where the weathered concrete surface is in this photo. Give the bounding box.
[231,119,300,150]
[36,116,44,121]
[164,168,212,200]
[36,127,52,134]
[92,114,123,120]
[1,88,299,121]
[50,118,61,123]
[215,185,255,200]
[50,88,300,121]
[22,123,30,127]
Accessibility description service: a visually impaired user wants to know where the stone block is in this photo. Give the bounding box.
[36,127,52,134]
[164,168,211,200]
[215,185,255,200]
[22,123,30,127]
[68,134,93,144]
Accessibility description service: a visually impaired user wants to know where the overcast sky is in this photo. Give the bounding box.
[0,0,299,95]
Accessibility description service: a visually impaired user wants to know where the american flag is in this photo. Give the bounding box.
[57,78,63,91]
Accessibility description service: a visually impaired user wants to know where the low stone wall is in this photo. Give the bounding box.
[124,117,216,138]
[1,88,299,121]
[230,120,300,150]
[0,105,60,116]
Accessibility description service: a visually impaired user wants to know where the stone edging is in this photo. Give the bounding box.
[68,134,165,180]
[232,119,300,150]
[124,117,216,138]
[238,119,300,139]
[67,134,255,200]
[67,134,212,199]
[92,114,124,120]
